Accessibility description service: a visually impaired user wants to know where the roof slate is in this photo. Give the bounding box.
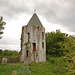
[27,13,43,26]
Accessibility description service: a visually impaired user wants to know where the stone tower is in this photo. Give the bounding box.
[20,13,46,63]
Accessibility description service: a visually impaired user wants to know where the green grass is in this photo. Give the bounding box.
[30,62,55,75]
[29,55,75,75]
[0,63,31,75]
[0,55,75,75]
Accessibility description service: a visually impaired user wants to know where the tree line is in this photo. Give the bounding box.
[46,29,75,57]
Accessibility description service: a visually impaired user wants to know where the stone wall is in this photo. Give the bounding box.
[21,25,46,63]
[2,57,19,63]
[8,57,19,63]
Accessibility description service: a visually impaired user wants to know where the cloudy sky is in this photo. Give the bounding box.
[0,0,75,51]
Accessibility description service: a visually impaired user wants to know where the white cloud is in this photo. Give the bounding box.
[0,0,75,51]
[0,44,19,51]
[0,14,31,51]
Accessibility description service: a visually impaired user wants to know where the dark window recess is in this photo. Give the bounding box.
[42,42,44,49]
[27,33,30,42]
[26,50,28,57]
[37,26,39,30]
[33,43,36,52]
[42,32,44,40]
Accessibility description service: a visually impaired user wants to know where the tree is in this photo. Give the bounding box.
[46,29,75,57]
[0,16,6,39]
[46,30,65,56]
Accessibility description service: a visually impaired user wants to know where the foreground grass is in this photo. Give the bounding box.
[30,62,55,75]
[30,55,75,75]
[0,63,31,75]
[0,55,75,75]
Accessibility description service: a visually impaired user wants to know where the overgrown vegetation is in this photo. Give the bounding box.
[46,29,75,57]
[0,29,75,75]
[47,55,75,75]
[30,29,75,75]
[0,16,6,39]
[0,63,30,75]
[45,30,75,74]
[30,55,75,75]
[0,50,19,63]
[24,41,30,45]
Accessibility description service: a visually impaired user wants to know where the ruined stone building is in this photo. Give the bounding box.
[20,13,46,63]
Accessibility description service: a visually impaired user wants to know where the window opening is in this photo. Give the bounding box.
[26,50,28,57]
[27,33,30,42]
[42,42,44,49]
[42,32,44,40]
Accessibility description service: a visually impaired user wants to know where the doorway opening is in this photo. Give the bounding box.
[33,43,36,52]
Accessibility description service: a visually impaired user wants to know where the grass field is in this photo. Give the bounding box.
[30,55,75,75]
[0,63,31,75]
[0,55,75,75]
[30,62,55,75]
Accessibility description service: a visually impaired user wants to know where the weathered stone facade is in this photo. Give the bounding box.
[20,13,46,63]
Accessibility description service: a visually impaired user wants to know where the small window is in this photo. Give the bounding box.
[27,33,30,42]
[42,32,44,40]
[37,26,39,30]
[42,42,44,49]
[26,50,28,57]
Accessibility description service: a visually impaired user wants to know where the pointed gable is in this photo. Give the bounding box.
[27,13,43,26]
